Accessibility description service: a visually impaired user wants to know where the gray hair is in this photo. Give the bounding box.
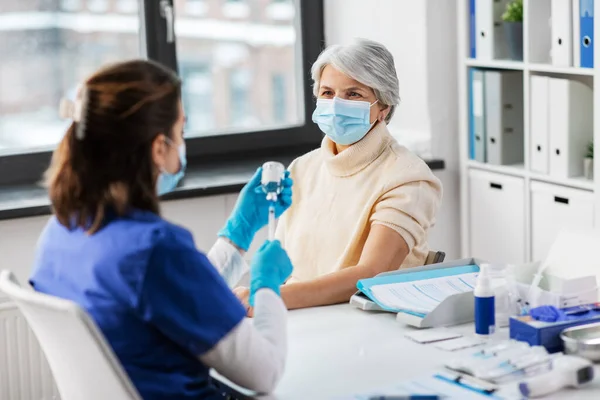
[311,38,400,123]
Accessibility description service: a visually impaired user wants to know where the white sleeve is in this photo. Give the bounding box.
[206,237,249,288]
[199,289,287,394]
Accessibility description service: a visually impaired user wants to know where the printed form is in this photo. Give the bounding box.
[370,273,478,314]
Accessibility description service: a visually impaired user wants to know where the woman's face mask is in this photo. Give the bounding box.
[312,97,379,146]
[156,137,187,196]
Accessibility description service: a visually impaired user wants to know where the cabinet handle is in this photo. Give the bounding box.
[490,183,503,190]
[554,196,569,205]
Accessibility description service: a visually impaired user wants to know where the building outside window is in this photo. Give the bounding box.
[0,0,323,187]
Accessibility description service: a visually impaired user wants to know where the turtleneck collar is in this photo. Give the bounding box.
[321,121,392,177]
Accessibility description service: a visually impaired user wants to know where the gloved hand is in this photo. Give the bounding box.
[249,240,293,306]
[218,167,293,251]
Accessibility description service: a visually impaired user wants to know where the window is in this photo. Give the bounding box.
[175,0,303,136]
[272,73,287,123]
[180,63,214,132]
[0,1,323,186]
[0,2,140,151]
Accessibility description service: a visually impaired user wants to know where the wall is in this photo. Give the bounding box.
[0,194,266,291]
[324,0,460,259]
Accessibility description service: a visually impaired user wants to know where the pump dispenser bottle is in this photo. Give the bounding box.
[475,264,495,337]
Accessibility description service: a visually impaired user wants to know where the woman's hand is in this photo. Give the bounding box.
[218,168,293,251]
[233,286,254,317]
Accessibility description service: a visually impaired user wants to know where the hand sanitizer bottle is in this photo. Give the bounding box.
[475,264,495,337]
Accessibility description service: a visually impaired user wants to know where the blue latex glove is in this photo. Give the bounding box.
[218,167,293,251]
[249,240,293,306]
[530,305,566,322]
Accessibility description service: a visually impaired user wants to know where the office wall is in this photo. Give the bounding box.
[324,0,460,259]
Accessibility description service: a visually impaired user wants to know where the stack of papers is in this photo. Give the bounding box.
[369,273,478,314]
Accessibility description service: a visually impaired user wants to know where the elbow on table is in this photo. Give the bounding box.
[245,358,286,394]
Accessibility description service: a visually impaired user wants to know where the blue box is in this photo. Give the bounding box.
[510,304,600,353]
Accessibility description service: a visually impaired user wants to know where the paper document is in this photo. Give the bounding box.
[369,273,478,314]
[334,372,503,399]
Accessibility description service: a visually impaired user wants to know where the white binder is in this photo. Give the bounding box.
[551,0,573,66]
[573,0,581,67]
[484,71,524,165]
[548,77,593,178]
[476,0,510,60]
[530,76,550,174]
[473,70,486,162]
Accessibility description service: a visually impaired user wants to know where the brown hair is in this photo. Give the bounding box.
[46,59,182,233]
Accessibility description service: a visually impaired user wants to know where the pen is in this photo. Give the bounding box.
[367,396,441,400]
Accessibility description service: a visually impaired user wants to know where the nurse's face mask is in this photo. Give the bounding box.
[312,97,379,145]
[156,136,187,196]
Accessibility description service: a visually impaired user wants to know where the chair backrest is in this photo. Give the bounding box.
[0,270,141,400]
[425,250,446,265]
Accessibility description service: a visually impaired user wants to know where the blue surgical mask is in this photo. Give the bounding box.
[312,97,379,145]
[157,139,187,196]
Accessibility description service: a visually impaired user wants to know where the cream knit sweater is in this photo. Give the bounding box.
[276,122,443,282]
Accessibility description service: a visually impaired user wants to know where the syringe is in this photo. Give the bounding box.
[261,161,285,241]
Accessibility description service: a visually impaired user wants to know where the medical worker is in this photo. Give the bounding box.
[30,59,293,400]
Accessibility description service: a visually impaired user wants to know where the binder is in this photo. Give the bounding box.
[573,0,581,67]
[580,0,594,68]
[469,0,476,58]
[551,0,573,66]
[530,76,550,174]
[475,0,510,60]
[350,259,484,329]
[548,77,593,178]
[484,71,524,166]
[472,69,486,162]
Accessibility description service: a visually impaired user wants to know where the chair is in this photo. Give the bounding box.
[0,270,141,400]
[425,250,446,265]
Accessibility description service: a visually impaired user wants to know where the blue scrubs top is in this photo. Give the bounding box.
[30,209,246,400]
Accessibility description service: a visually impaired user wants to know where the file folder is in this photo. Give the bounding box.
[530,76,550,174]
[351,259,484,328]
[475,0,510,60]
[551,0,573,66]
[472,69,486,162]
[580,0,594,68]
[484,71,524,166]
[573,0,580,66]
[470,0,476,58]
[548,77,593,178]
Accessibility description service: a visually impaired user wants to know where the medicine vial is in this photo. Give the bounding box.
[474,264,496,337]
[261,161,285,240]
[261,161,285,201]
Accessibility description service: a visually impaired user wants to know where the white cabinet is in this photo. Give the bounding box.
[469,170,526,264]
[530,181,595,261]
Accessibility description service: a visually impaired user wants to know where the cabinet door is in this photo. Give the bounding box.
[469,169,526,264]
[531,181,595,261]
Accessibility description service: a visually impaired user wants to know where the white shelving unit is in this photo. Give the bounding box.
[457,0,600,263]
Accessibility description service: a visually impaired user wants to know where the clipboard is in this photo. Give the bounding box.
[350,258,485,328]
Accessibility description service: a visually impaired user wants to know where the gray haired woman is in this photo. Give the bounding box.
[235,38,443,313]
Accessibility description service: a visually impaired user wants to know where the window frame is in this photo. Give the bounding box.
[0,0,324,186]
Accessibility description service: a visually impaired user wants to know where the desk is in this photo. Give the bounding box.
[225,304,600,400]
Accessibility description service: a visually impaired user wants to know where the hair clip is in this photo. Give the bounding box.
[58,85,89,139]
[59,98,77,121]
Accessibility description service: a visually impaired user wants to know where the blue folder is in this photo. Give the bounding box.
[356,265,479,318]
[469,0,476,58]
[580,0,594,68]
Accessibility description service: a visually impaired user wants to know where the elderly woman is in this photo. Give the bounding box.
[236,38,442,311]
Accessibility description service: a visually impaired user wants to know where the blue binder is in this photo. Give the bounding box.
[469,0,476,58]
[581,0,594,68]
[352,261,481,328]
